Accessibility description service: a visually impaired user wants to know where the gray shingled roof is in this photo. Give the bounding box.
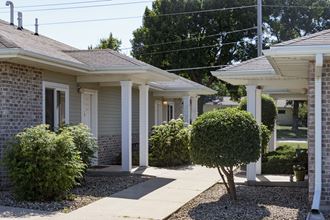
[217,56,273,72]
[0,20,82,64]
[274,29,330,47]
[0,20,153,69]
[64,50,149,69]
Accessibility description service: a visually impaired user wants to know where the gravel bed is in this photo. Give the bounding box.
[0,175,151,213]
[168,184,330,220]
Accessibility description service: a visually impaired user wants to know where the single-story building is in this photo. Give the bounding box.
[276,100,293,126]
[0,19,215,186]
[212,29,330,212]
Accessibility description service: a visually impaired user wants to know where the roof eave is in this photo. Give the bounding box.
[211,69,277,79]
[263,45,330,57]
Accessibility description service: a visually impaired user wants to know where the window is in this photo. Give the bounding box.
[167,102,175,121]
[43,82,69,130]
[278,109,286,114]
[154,100,163,125]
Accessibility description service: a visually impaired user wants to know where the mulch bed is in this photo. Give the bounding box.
[0,175,152,213]
[168,183,330,220]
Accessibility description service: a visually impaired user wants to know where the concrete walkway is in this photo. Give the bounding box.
[0,166,306,220]
[0,166,219,220]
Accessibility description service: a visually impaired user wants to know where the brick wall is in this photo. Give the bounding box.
[0,62,43,187]
[97,133,139,165]
[308,61,330,209]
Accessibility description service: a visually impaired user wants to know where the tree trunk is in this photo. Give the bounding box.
[227,170,237,200]
[217,165,237,201]
[292,101,299,132]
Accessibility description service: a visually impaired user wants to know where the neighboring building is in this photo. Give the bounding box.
[203,97,239,112]
[212,29,330,212]
[0,19,215,186]
[276,100,293,126]
[204,97,293,126]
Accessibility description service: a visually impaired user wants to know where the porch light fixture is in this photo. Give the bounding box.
[163,100,168,105]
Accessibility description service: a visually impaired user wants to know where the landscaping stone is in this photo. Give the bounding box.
[0,175,151,213]
[168,183,329,220]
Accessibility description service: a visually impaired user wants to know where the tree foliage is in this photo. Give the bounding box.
[89,32,122,51]
[190,108,261,200]
[4,125,85,201]
[149,117,190,167]
[131,0,330,105]
[238,94,277,132]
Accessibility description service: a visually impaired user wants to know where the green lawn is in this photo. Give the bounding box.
[277,142,307,149]
[277,125,307,139]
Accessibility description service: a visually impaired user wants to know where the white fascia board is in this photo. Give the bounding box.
[263,45,330,57]
[211,69,276,79]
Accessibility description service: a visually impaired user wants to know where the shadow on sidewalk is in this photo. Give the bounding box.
[110,177,175,200]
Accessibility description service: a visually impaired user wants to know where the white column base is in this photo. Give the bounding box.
[268,123,277,152]
[182,96,191,124]
[121,81,132,172]
[139,85,149,167]
[191,96,199,122]
[246,85,262,179]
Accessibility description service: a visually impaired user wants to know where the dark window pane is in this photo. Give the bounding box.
[57,91,66,127]
[45,88,54,130]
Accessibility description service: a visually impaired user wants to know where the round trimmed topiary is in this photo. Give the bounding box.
[4,125,85,201]
[190,108,261,200]
[238,94,277,132]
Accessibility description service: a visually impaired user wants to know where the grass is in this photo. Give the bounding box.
[277,142,307,149]
[277,125,307,139]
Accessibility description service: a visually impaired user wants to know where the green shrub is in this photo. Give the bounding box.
[4,125,85,201]
[191,108,261,200]
[149,117,190,167]
[262,145,308,174]
[239,94,277,131]
[59,124,98,167]
[260,123,271,155]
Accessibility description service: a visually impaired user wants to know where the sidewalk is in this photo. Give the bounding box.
[0,166,304,220]
[0,166,219,220]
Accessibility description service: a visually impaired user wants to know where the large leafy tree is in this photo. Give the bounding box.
[131,0,330,112]
[89,32,122,51]
[131,0,258,111]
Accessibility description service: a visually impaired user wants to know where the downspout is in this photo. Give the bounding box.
[307,53,324,220]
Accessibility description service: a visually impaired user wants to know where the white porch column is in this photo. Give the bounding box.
[120,81,132,172]
[268,121,277,152]
[182,96,191,124]
[246,85,262,181]
[191,96,199,122]
[139,84,149,167]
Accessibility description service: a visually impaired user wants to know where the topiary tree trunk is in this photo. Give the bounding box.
[217,165,237,200]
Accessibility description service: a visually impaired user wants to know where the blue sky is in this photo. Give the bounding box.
[0,0,153,55]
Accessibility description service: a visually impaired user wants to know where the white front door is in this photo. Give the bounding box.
[81,89,98,165]
[82,94,92,127]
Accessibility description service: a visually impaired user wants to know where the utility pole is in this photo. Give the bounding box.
[257,0,262,56]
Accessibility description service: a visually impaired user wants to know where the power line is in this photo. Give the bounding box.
[166,65,229,72]
[121,26,257,50]
[0,0,113,9]
[25,5,256,26]
[140,40,246,56]
[0,0,153,13]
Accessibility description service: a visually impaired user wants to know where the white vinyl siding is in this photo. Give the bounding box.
[42,71,81,124]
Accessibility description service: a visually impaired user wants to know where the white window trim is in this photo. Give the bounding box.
[42,81,70,128]
[167,101,175,121]
[154,100,163,125]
